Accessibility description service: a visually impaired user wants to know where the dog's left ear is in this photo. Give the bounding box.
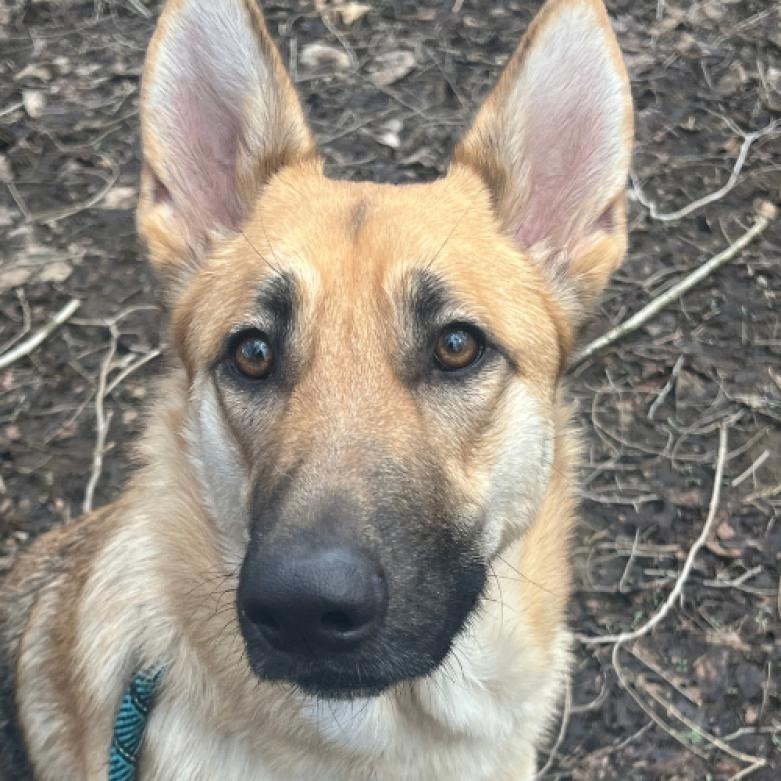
[453,0,633,322]
[137,0,317,288]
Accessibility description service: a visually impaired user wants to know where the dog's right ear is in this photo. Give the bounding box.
[137,0,317,288]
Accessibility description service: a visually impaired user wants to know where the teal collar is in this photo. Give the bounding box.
[108,667,164,780]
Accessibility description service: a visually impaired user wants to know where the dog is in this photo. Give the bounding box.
[0,0,633,777]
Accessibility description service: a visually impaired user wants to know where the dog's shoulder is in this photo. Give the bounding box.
[0,508,117,779]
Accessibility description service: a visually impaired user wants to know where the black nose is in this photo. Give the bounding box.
[240,544,387,655]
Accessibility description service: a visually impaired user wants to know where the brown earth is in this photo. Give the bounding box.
[1,0,779,778]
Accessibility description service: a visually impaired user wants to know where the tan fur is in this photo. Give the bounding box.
[1,0,633,778]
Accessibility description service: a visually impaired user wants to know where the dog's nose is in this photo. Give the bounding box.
[241,544,387,654]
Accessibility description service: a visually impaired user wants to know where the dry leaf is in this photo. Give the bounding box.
[0,268,32,293]
[300,42,351,73]
[101,185,138,210]
[370,50,416,87]
[337,2,370,25]
[22,89,46,119]
[37,260,72,284]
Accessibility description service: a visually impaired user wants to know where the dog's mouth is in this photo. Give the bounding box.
[238,612,471,700]
[268,665,398,700]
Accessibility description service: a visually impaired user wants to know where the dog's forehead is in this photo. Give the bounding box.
[175,165,564,376]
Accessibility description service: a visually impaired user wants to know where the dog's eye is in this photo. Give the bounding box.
[231,331,274,380]
[434,324,484,372]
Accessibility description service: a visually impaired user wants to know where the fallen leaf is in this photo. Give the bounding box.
[22,89,46,119]
[37,260,72,284]
[300,42,351,73]
[337,2,370,25]
[101,185,137,210]
[716,520,736,540]
[15,63,53,82]
[370,50,416,87]
[0,268,32,293]
[374,118,403,149]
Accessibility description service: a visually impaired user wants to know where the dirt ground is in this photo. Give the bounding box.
[1,0,779,777]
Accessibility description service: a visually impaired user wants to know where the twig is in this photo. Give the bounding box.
[29,156,119,225]
[5,180,31,220]
[618,528,641,593]
[571,209,775,366]
[318,6,358,70]
[0,299,81,370]
[638,677,767,769]
[611,644,710,762]
[648,355,684,420]
[82,327,117,514]
[0,289,32,355]
[104,347,162,396]
[731,449,769,487]
[576,424,728,645]
[631,120,780,222]
[537,676,571,778]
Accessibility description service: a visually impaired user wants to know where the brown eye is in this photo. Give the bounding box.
[231,331,274,380]
[434,324,484,372]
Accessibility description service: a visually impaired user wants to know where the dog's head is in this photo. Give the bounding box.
[137,0,632,698]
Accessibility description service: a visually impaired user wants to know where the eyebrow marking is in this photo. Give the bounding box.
[407,269,451,334]
[404,268,518,372]
[256,271,295,327]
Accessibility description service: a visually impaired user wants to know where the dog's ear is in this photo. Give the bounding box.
[137,0,317,287]
[453,0,633,322]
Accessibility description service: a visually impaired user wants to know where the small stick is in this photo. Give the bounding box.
[0,299,80,371]
[648,354,684,421]
[576,424,728,645]
[537,676,572,778]
[731,449,769,487]
[631,120,779,222]
[83,327,117,515]
[571,208,775,367]
[618,528,641,593]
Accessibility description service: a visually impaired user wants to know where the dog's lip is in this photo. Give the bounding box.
[254,662,399,699]
[294,678,389,700]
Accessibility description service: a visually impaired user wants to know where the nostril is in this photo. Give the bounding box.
[320,610,355,634]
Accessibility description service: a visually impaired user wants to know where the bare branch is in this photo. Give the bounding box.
[576,423,728,646]
[0,299,81,370]
[571,208,775,367]
[631,120,780,222]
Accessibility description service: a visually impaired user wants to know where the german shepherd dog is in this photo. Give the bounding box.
[1,0,633,777]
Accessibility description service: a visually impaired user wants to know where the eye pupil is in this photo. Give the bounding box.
[232,331,274,379]
[443,331,468,355]
[434,324,483,371]
[241,339,270,362]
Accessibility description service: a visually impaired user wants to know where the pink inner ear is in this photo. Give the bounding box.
[503,6,628,253]
[168,78,245,233]
[515,90,613,251]
[146,2,269,238]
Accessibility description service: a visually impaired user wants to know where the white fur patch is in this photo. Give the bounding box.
[185,375,248,556]
[481,383,554,557]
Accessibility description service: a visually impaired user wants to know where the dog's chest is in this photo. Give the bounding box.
[139,626,563,781]
[141,702,532,781]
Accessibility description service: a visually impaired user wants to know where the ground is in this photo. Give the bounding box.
[0,0,779,778]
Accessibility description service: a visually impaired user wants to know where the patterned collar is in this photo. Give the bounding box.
[108,667,165,780]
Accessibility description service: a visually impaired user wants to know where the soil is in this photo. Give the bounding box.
[1,0,779,778]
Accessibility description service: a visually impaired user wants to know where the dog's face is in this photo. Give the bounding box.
[137,0,632,697]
